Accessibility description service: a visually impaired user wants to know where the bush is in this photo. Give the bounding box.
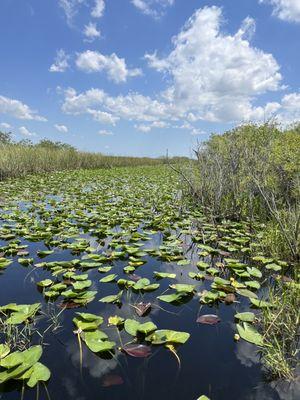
[192,123,300,261]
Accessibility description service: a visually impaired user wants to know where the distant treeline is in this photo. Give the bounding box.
[0,131,188,181]
[187,123,300,262]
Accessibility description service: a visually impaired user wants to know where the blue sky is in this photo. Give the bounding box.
[0,0,299,157]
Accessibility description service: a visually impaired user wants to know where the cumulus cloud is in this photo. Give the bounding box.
[145,6,282,123]
[91,0,105,18]
[0,95,46,121]
[19,126,37,137]
[131,0,174,18]
[83,22,101,41]
[61,7,292,128]
[76,50,142,83]
[270,92,300,125]
[259,0,300,23]
[49,49,70,72]
[87,109,119,125]
[54,124,68,132]
[62,87,172,122]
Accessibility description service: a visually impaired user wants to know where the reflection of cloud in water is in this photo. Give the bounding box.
[62,377,86,400]
[66,338,119,380]
[235,340,260,368]
[247,377,300,400]
[65,303,155,382]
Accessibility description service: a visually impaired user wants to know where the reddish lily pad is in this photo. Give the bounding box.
[122,344,151,358]
[196,314,221,325]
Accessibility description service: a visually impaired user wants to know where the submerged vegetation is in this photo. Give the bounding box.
[0,163,298,398]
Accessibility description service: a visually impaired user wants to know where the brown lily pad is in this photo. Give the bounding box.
[122,344,151,358]
[196,314,221,325]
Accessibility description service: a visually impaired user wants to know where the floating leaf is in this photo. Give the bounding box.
[169,284,196,293]
[250,298,273,308]
[72,280,92,290]
[0,346,42,384]
[188,272,205,280]
[36,279,53,288]
[265,263,282,272]
[154,271,176,279]
[234,312,255,323]
[122,344,151,358]
[157,292,191,304]
[0,344,10,360]
[73,313,103,331]
[25,362,51,388]
[237,288,258,299]
[236,322,264,346]
[82,331,115,353]
[147,329,190,345]
[124,319,140,336]
[98,266,112,273]
[99,291,123,305]
[196,314,220,325]
[100,274,118,283]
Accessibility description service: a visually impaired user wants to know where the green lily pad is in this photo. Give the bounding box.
[250,298,274,308]
[236,322,264,346]
[234,312,255,323]
[73,312,103,331]
[82,331,115,353]
[147,329,190,345]
[100,274,118,283]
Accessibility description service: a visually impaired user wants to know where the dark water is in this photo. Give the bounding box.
[0,234,297,400]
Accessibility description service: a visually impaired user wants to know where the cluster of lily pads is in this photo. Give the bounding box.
[0,166,295,396]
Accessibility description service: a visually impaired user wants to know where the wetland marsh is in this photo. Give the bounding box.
[0,166,298,400]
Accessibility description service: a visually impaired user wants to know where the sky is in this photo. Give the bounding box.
[0,0,299,157]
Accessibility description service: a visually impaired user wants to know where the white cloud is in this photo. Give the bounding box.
[134,124,151,132]
[76,50,142,83]
[87,109,119,125]
[19,126,37,137]
[190,128,206,136]
[145,6,282,123]
[259,0,300,23]
[131,0,174,18]
[0,122,11,129]
[54,124,68,133]
[0,95,46,121]
[62,7,287,128]
[151,120,169,128]
[58,0,85,26]
[98,129,113,135]
[91,0,105,18]
[83,22,101,41]
[272,92,300,125]
[62,88,106,114]
[62,87,173,122]
[50,49,70,73]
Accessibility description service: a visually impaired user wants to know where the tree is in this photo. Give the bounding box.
[0,130,13,145]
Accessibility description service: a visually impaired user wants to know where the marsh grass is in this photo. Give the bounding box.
[0,304,64,351]
[261,280,300,380]
[0,143,170,180]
